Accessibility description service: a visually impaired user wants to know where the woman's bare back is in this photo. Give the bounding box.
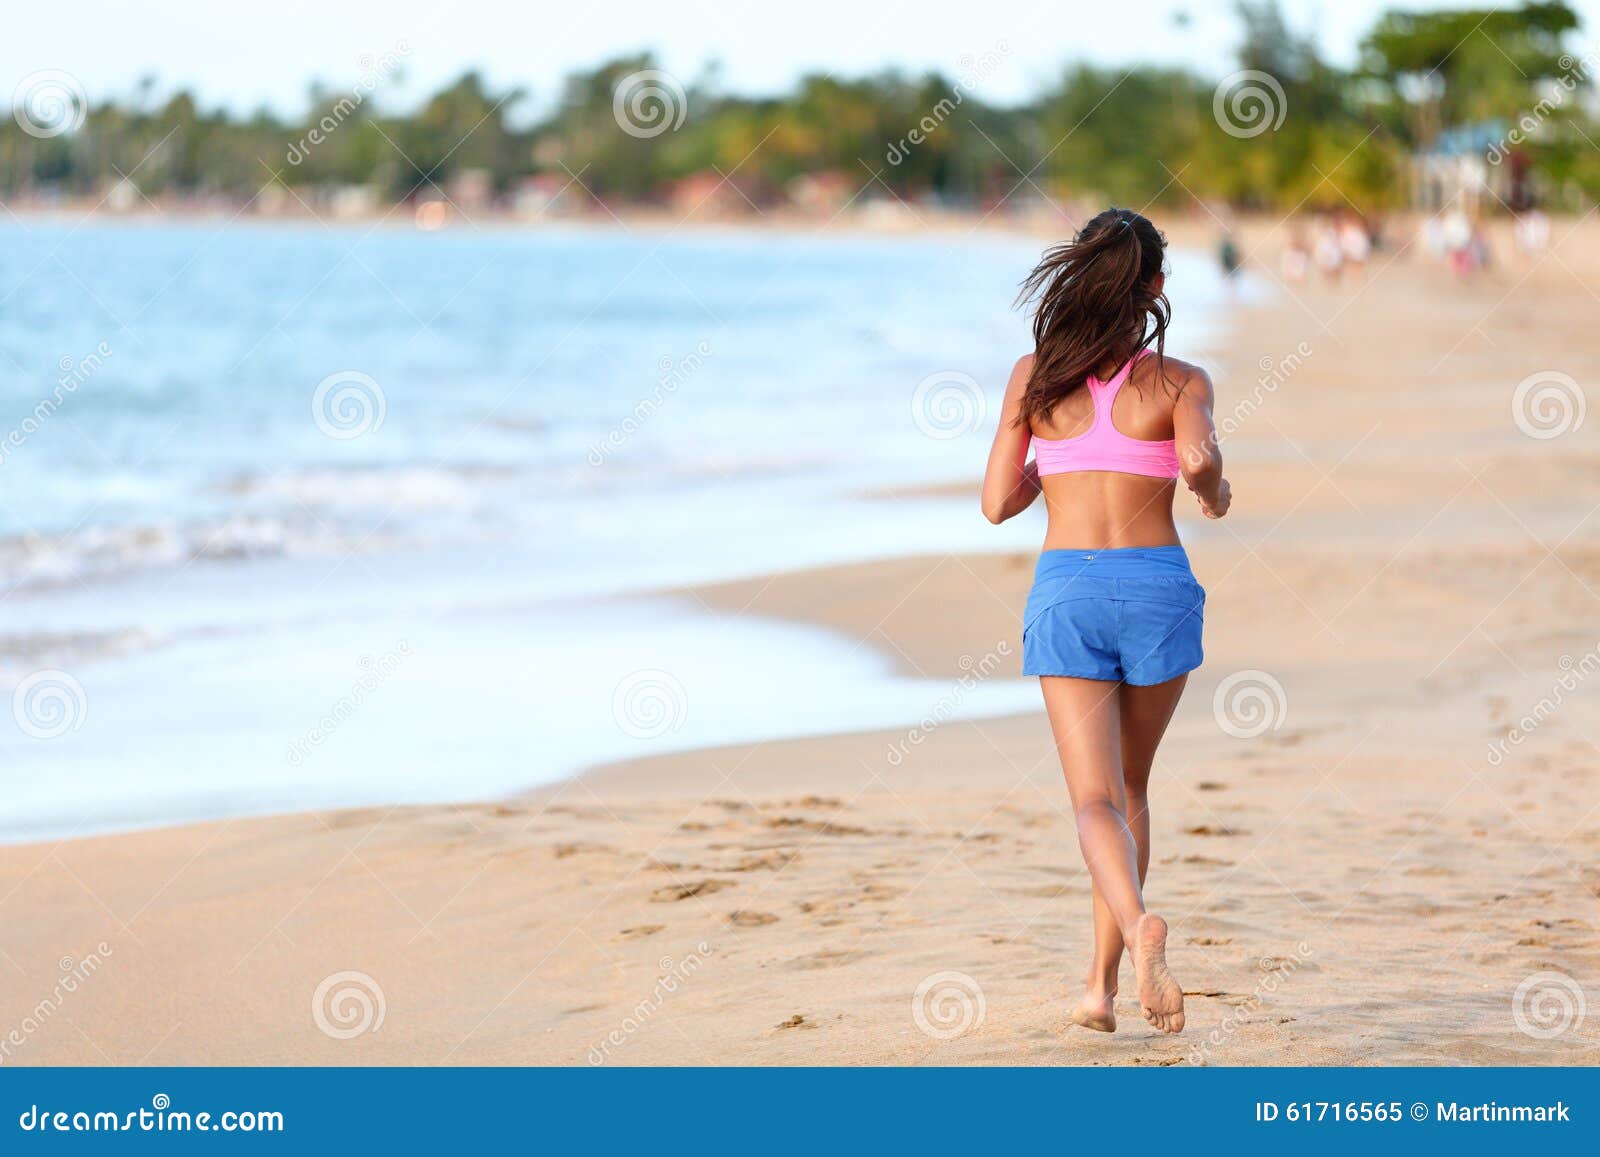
[1028,352,1206,551]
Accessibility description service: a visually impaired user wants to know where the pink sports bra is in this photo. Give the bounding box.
[1030,351,1180,479]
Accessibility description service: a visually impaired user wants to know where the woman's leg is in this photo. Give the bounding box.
[1081,675,1196,1011]
[1076,674,1188,1028]
[1041,675,1186,1033]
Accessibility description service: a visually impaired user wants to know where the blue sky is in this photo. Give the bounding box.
[8,0,1600,119]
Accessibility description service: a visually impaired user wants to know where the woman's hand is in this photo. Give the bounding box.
[1194,476,1231,519]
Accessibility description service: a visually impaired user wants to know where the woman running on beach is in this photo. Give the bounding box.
[981,207,1231,1036]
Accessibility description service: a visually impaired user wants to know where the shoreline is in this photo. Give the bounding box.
[3,218,1599,1063]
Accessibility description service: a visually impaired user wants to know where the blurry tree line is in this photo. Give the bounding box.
[2,1,1594,212]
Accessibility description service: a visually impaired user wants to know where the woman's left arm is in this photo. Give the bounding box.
[980,355,1041,524]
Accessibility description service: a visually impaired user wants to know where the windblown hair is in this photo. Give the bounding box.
[1014,207,1169,427]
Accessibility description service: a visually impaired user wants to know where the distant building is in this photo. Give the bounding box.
[327,184,381,219]
[1412,120,1529,213]
[786,171,854,215]
[104,177,142,213]
[512,175,574,219]
[669,170,757,218]
[448,168,494,214]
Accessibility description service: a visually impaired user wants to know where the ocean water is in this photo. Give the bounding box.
[0,218,1228,840]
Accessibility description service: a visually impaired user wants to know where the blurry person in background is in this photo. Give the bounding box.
[1442,206,1474,276]
[1281,223,1311,283]
[1312,216,1344,282]
[1515,208,1550,258]
[1218,226,1242,286]
[1338,213,1370,276]
[1468,221,1492,272]
[983,207,1232,1037]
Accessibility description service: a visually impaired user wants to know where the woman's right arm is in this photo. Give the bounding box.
[1172,366,1231,519]
[980,355,1042,524]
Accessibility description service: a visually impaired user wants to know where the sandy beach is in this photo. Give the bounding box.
[4,217,1598,1066]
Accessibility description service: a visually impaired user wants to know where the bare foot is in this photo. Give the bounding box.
[1132,913,1185,1034]
[1071,988,1116,1033]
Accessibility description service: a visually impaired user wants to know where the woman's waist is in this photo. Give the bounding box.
[1033,543,1193,580]
[1038,476,1178,553]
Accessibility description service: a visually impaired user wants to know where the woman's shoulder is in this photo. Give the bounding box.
[1139,351,1212,402]
[1003,352,1037,395]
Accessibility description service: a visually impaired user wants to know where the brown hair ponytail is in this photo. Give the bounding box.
[1014,207,1170,427]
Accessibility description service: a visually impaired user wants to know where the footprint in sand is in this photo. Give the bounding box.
[728,910,779,927]
[782,795,843,810]
[616,925,665,940]
[650,879,732,902]
[1189,936,1233,945]
[785,948,868,971]
[1184,824,1247,837]
[764,817,873,837]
